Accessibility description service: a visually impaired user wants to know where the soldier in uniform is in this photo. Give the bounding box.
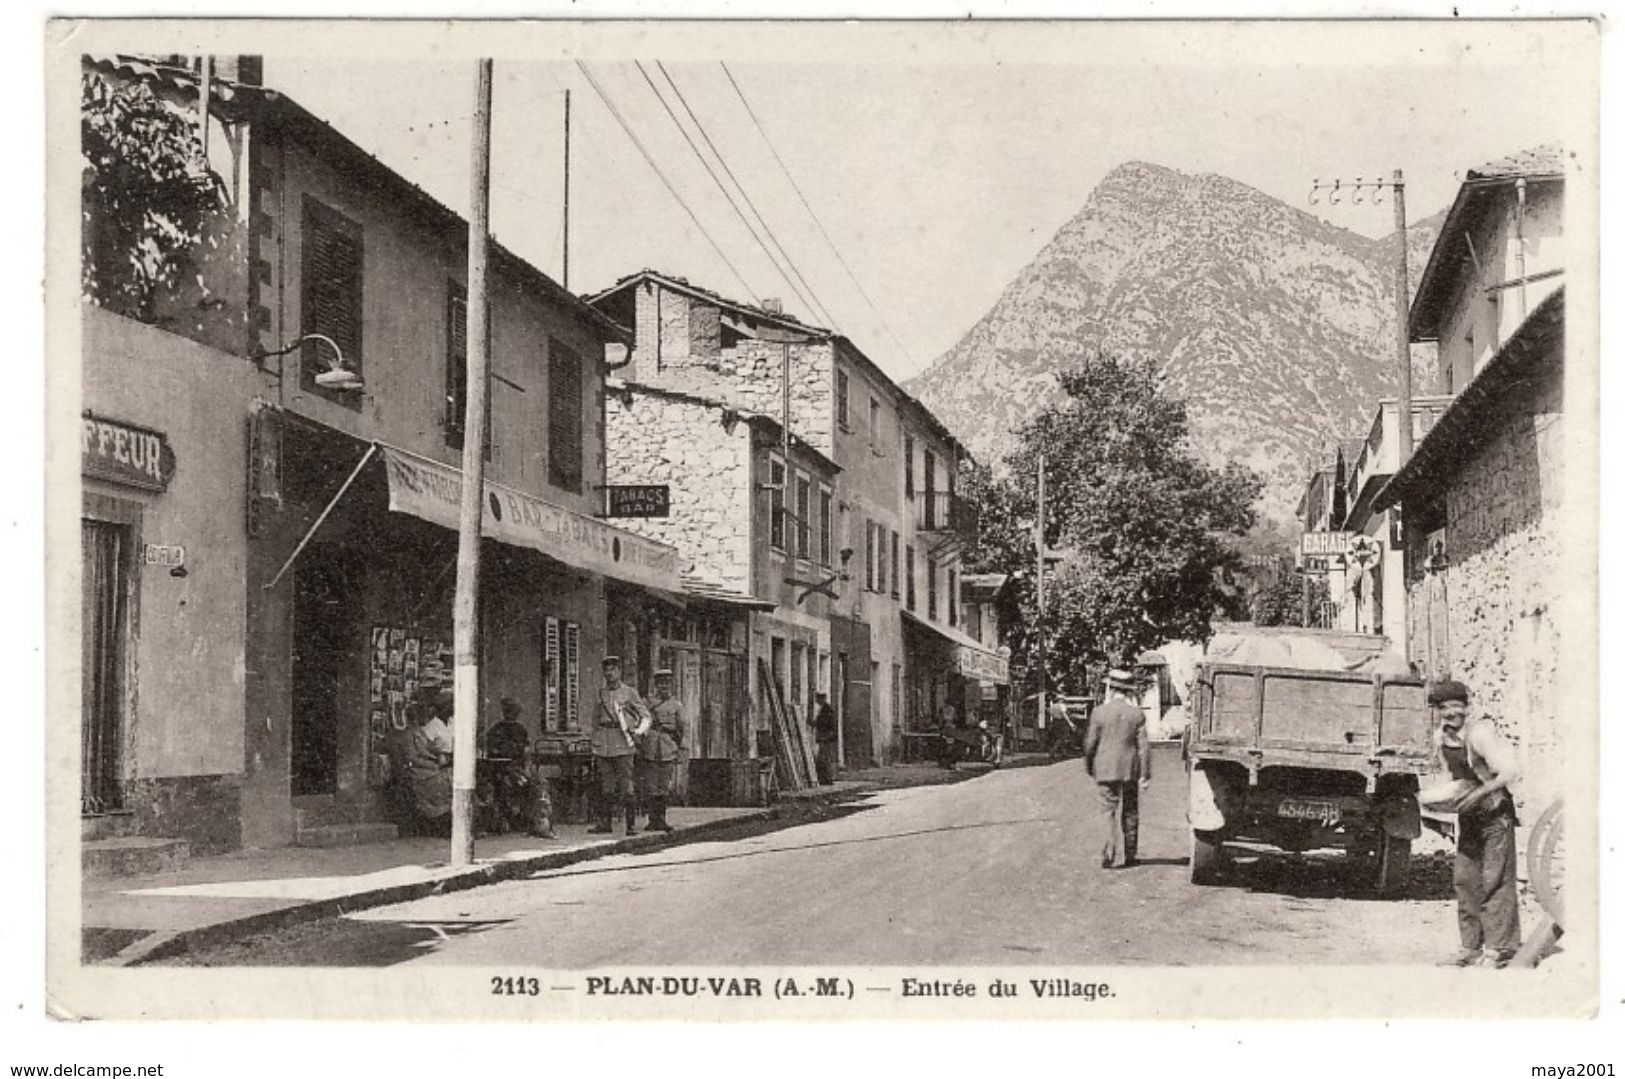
[591,655,652,835]
[637,668,686,833]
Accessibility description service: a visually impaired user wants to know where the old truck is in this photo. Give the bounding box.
[1184,626,1432,897]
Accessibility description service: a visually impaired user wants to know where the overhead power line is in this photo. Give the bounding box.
[654,61,841,330]
[575,60,761,304]
[721,61,918,370]
[633,61,823,326]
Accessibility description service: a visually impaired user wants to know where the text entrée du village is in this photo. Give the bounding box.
[561,975,1114,1001]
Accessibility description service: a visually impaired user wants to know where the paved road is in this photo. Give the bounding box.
[178,747,1460,967]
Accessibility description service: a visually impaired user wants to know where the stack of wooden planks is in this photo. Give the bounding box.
[758,658,817,790]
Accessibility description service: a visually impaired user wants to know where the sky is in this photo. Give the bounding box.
[257,22,1594,383]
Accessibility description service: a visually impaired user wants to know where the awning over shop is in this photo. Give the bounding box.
[902,609,1009,685]
[379,444,682,593]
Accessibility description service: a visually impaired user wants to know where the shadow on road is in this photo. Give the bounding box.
[1202,850,1455,902]
[529,812,1058,883]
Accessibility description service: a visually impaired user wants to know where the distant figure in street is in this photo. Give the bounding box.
[591,656,651,835]
[1085,669,1151,869]
[1430,680,1522,968]
[637,669,685,833]
[1047,695,1078,757]
[813,693,838,785]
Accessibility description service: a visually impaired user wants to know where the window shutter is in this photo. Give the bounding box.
[301,199,363,402]
[564,621,580,730]
[549,340,584,492]
[544,616,560,731]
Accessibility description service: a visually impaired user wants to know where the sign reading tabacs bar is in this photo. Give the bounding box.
[606,485,671,518]
[82,413,175,492]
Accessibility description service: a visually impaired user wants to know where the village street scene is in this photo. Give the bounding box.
[60,27,1592,990]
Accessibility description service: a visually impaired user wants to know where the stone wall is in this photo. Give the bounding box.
[606,390,753,591]
[1403,358,1565,812]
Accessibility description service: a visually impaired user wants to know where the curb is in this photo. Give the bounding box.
[110,784,875,968]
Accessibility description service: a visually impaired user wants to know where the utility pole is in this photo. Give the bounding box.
[1310,171,1413,460]
[1035,452,1047,726]
[1392,169,1413,460]
[562,89,571,289]
[451,58,494,868]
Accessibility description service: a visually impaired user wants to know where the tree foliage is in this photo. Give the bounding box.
[963,353,1262,691]
[81,70,227,321]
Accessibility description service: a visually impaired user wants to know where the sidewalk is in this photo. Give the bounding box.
[82,801,828,967]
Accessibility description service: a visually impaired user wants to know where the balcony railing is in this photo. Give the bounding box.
[916,491,978,540]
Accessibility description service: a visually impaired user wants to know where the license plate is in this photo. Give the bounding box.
[1278,799,1340,825]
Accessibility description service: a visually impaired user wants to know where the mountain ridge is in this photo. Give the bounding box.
[906,160,1443,524]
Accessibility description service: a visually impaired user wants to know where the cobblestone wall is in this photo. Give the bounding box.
[606,390,753,592]
[1406,359,1564,812]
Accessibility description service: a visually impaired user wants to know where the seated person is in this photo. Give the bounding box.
[404,699,453,834]
[422,688,455,758]
[480,697,556,839]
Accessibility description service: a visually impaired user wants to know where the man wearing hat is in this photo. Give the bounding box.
[637,668,686,833]
[1428,679,1522,968]
[592,655,652,835]
[1084,669,1151,869]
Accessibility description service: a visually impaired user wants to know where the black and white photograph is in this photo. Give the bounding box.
[30,12,1609,1041]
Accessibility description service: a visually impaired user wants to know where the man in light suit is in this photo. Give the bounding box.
[591,655,652,835]
[1084,669,1151,869]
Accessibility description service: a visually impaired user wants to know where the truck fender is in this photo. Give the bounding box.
[1382,793,1422,839]
[1188,765,1225,832]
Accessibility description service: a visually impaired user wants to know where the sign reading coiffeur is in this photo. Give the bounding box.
[82,413,175,492]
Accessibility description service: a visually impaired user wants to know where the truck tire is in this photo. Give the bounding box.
[1374,833,1411,899]
[1191,828,1224,885]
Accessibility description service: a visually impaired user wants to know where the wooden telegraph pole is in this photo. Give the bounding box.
[451,59,494,867]
[1392,169,1414,460]
[1035,452,1047,725]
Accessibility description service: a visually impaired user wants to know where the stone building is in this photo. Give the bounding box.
[591,271,999,765]
[75,55,678,863]
[1373,145,1569,812]
[605,380,838,801]
[1334,395,1452,651]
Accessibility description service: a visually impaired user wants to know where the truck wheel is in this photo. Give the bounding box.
[1374,833,1411,898]
[1191,829,1224,885]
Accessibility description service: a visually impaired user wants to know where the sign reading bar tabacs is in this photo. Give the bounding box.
[380,446,681,593]
[1300,531,1353,557]
[606,484,671,518]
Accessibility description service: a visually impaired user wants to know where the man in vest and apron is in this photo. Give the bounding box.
[1430,679,1522,968]
[591,655,652,836]
[637,668,686,833]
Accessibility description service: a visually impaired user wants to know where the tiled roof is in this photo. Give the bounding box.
[1466,144,1567,181]
[590,269,831,338]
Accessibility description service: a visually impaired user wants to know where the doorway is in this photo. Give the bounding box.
[291,548,363,796]
[81,517,131,814]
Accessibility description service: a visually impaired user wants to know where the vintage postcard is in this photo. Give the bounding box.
[42,16,1601,1026]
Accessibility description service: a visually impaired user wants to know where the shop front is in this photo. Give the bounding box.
[901,610,1010,752]
[243,414,680,846]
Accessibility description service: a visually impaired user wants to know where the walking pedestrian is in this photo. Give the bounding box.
[813,693,838,784]
[637,668,685,833]
[1084,669,1151,869]
[591,655,651,835]
[1429,680,1522,969]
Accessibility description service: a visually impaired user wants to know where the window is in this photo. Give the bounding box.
[819,487,833,566]
[927,558,938,620]
[891,530,901,599]
[769,458,787,550]
[865,520,876,591]
[300,197,363,407]
[923,451,937,528]
[948,567,958,626]
[869,396,881,448]
[790,642,804,713]
[444,283,492,457]
[836,368,850,429]
[549,339,583,493]
[795,474,812,559]
[543,617,581,731]
[904,434,915,498]
[877,523,888,595]
[906,545,916,610]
